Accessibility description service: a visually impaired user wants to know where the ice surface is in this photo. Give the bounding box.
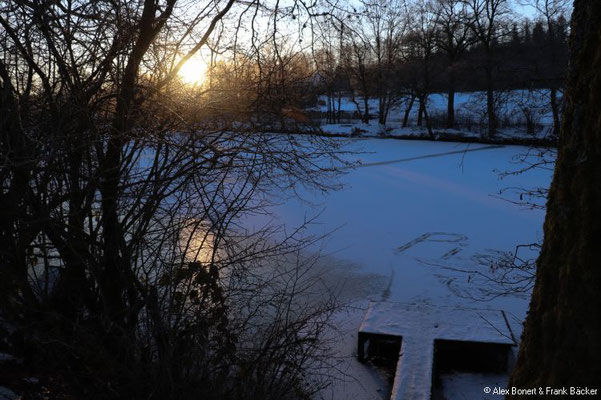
[440,372,509,400]
[246,139,551,318]
[242,138,553,400]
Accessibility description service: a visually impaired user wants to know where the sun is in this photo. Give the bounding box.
[178,56,208,86]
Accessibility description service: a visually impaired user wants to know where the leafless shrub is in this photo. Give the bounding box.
[0,0,352,398]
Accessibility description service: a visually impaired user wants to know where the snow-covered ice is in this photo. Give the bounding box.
[242,137,553,399]
[440,372,508,400]
[248,138,550,315]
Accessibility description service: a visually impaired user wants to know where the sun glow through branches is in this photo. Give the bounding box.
[178,56,208,86]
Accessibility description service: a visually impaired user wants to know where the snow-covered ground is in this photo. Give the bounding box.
[242,138,553,399]
[359,302,516,400]
[312,90,558,139]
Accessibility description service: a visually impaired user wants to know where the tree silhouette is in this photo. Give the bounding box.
[509,0,601,391]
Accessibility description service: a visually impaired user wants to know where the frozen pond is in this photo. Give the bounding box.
[242,138,554,399]
[248,138,551,316]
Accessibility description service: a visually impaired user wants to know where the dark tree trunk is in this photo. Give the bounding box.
[447,78,455,129]
[508,1,601,393]
[446,58,457,129]
[417,98,424,127]
[550,87,561,138]
[363,96,370,124]
[422,100,434,139]
[403,95,416,128]
[378,98,386,125]
[485,51,497,137]
[0,61,38,309]
[328,92,335,124]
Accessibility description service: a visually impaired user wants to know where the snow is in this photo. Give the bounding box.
[313,90,559,139]
[391,335,434,400]
[359,302,515,345]
[318,308,393,400]
[359,302,515,400]
[440,372,508,400]
[0,387,17,400]
[312,92,478,115]
[248,138,550,316]
[242,137,553,399]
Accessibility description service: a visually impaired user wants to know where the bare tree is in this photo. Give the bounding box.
[343,14,375,124]
[434,0,475,128]
[313,18,348,124]
[0,0,349,398]
[404,0,439,136]
[521,0,570,137]
[361,0,408,125]
[464,0,510,137]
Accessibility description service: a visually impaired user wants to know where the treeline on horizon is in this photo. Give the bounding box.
[304,0,570,136]
[408,16,568,92]
[111,1,570,139]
